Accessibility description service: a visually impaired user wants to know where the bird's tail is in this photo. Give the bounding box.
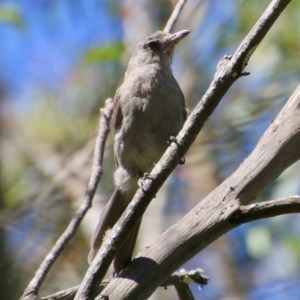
[114,218,141,273]
[88,188,141,273]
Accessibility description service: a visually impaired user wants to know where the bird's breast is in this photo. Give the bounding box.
[114,68,184,175]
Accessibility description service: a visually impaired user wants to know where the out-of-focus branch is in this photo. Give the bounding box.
[20,98,114,300]
[164,0,188,33]
[230,196,300,224]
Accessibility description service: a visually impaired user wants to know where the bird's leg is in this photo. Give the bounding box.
[168,136,185,165]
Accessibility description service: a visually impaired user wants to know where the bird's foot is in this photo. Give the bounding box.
[138,173,155,196]
[168,136,185,165]
[168,135,180,146]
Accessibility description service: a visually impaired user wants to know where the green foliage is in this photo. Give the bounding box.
[24,97,96,150]
[0,4,25,28]
[246,225,271,259]
[285,234,300,266]
[82,43,125,65]
[3,164,29,208]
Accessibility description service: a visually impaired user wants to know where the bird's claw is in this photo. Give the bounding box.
[138,173,155,196]
[179,156,185,164]
[168,135,180,146]
[168,136,185,165]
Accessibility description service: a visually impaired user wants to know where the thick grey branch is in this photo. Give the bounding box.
[20,99,114,300]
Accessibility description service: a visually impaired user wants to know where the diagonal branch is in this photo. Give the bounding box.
[164,0,188,33]
[230,196,300,224]
[20,99,114,300]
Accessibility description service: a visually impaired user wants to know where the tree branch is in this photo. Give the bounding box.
[230,196,300,224]
[20,99,114,300]
[164,0,188,33]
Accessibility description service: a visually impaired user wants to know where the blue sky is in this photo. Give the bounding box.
[0,0,122,99]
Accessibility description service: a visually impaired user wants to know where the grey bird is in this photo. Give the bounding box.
[88,29,190,273]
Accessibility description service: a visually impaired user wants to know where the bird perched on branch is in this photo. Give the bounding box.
[88,29,190,273]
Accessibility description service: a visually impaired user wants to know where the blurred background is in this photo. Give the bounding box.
[1,0,300,299]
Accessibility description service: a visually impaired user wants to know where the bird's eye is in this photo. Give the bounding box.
[147,40,160,50]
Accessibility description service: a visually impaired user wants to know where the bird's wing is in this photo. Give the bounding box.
[112,92,123,168]
[171,74,187,123]
[112,92,123,132]
[174,77,187,123]
[182,91,187,122]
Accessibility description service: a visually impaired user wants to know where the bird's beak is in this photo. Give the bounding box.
[168,30,190,44]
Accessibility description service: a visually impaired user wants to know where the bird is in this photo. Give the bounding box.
[88,29,190,274]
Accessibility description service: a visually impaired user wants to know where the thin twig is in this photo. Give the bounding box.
[40,269,208,300]
[230,196,300,224]
[164,0,188,33]
[20,98,114,300]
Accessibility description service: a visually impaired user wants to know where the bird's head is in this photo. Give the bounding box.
[129,30,190,69]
